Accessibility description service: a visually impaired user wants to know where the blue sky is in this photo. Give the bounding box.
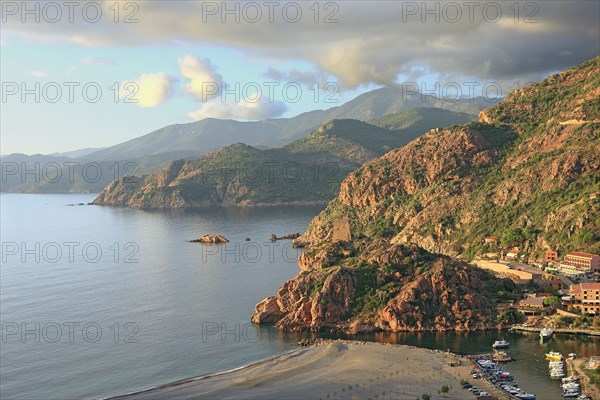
[1,33,365,154]
[1,1,598,155]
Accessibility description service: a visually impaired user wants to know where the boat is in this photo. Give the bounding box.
[493,340,510,348]
[568,353,577,360]
[540,327,554,340]
[493,351,513,362]
[515,393,537,400]
[546,351,563,361]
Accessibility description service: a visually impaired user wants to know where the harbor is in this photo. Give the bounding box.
[462,339,596,400]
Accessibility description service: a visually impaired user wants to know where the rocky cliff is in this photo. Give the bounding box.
[252,239,515,332]
[252,57,599,333]
[296,57,600,259]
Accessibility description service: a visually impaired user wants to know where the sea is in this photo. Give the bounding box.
[1,193,598,400]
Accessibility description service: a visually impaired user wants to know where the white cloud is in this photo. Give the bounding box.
[119,73,174,108]
[177,55,223,102]
[188,97,287,121]
[81,56,115,66]
[26,70,47,78]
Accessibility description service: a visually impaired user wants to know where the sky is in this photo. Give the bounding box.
[1,0,598,155]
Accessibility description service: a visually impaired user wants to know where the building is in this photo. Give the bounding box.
[559,252,600,275]
[505,248,519,260]
[484,236,497,245]
[569,282,600,315]
[518,295,547,316]
[546,250,558,263]
[549,279,564,291]
[332,218,351,242]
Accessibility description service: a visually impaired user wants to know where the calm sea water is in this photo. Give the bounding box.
[1,194,598,400]
[0,194,324,400]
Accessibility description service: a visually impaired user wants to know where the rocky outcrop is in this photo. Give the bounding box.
[188,234,229,244]
[252,240,509,333]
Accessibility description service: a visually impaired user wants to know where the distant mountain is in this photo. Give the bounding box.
[0,150,200,193]
[84,87,497,162]
[92,108,476,208]
[2,87,494,194]
[48,147,107,159]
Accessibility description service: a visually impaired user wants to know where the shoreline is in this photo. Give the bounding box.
[108,339,480,400]
[511,325,600,337]
[103,348,304,400]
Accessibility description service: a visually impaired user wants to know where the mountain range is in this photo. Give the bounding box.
[1,87,496,193]
[91,108,475,208]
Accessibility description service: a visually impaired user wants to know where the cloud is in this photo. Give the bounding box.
[4,1,599,89]
[188,97,287,120]
[26,70,47,78]
[264,67,336,89]
[177,55,223,102]
[81,56,115,66]
[119,73,174,108]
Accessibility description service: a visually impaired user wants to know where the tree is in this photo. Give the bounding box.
[501,227,523,247]
[543,296,561,307]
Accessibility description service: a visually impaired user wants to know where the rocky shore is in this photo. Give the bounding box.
[252,239,512,333]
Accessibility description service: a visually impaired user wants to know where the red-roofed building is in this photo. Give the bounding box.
[484,236,497,244]
[559,252,600,275]
[569,282,600,315]
[549,279,564,291]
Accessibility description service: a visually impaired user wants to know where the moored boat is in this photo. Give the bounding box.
[493,351,513,362]
[493,340,510,349]
[546,351,563,361]
[540,327,554,340]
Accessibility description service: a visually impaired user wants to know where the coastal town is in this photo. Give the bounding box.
[473,242,600,323]
[467,241,600,399]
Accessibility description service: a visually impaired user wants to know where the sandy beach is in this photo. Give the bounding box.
[114,340,496,400]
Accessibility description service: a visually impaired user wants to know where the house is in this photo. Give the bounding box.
[518,295,547,315]
[559,252,600,275]
[546,249,558,263]
[569,282,600,315]
[549,279,564,291]
[505,248,519,260]
[484,236,497,245]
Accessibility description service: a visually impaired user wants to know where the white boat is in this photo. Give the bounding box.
[515,393,537,400]
[540,327,554,340]
[493,340,510,348]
